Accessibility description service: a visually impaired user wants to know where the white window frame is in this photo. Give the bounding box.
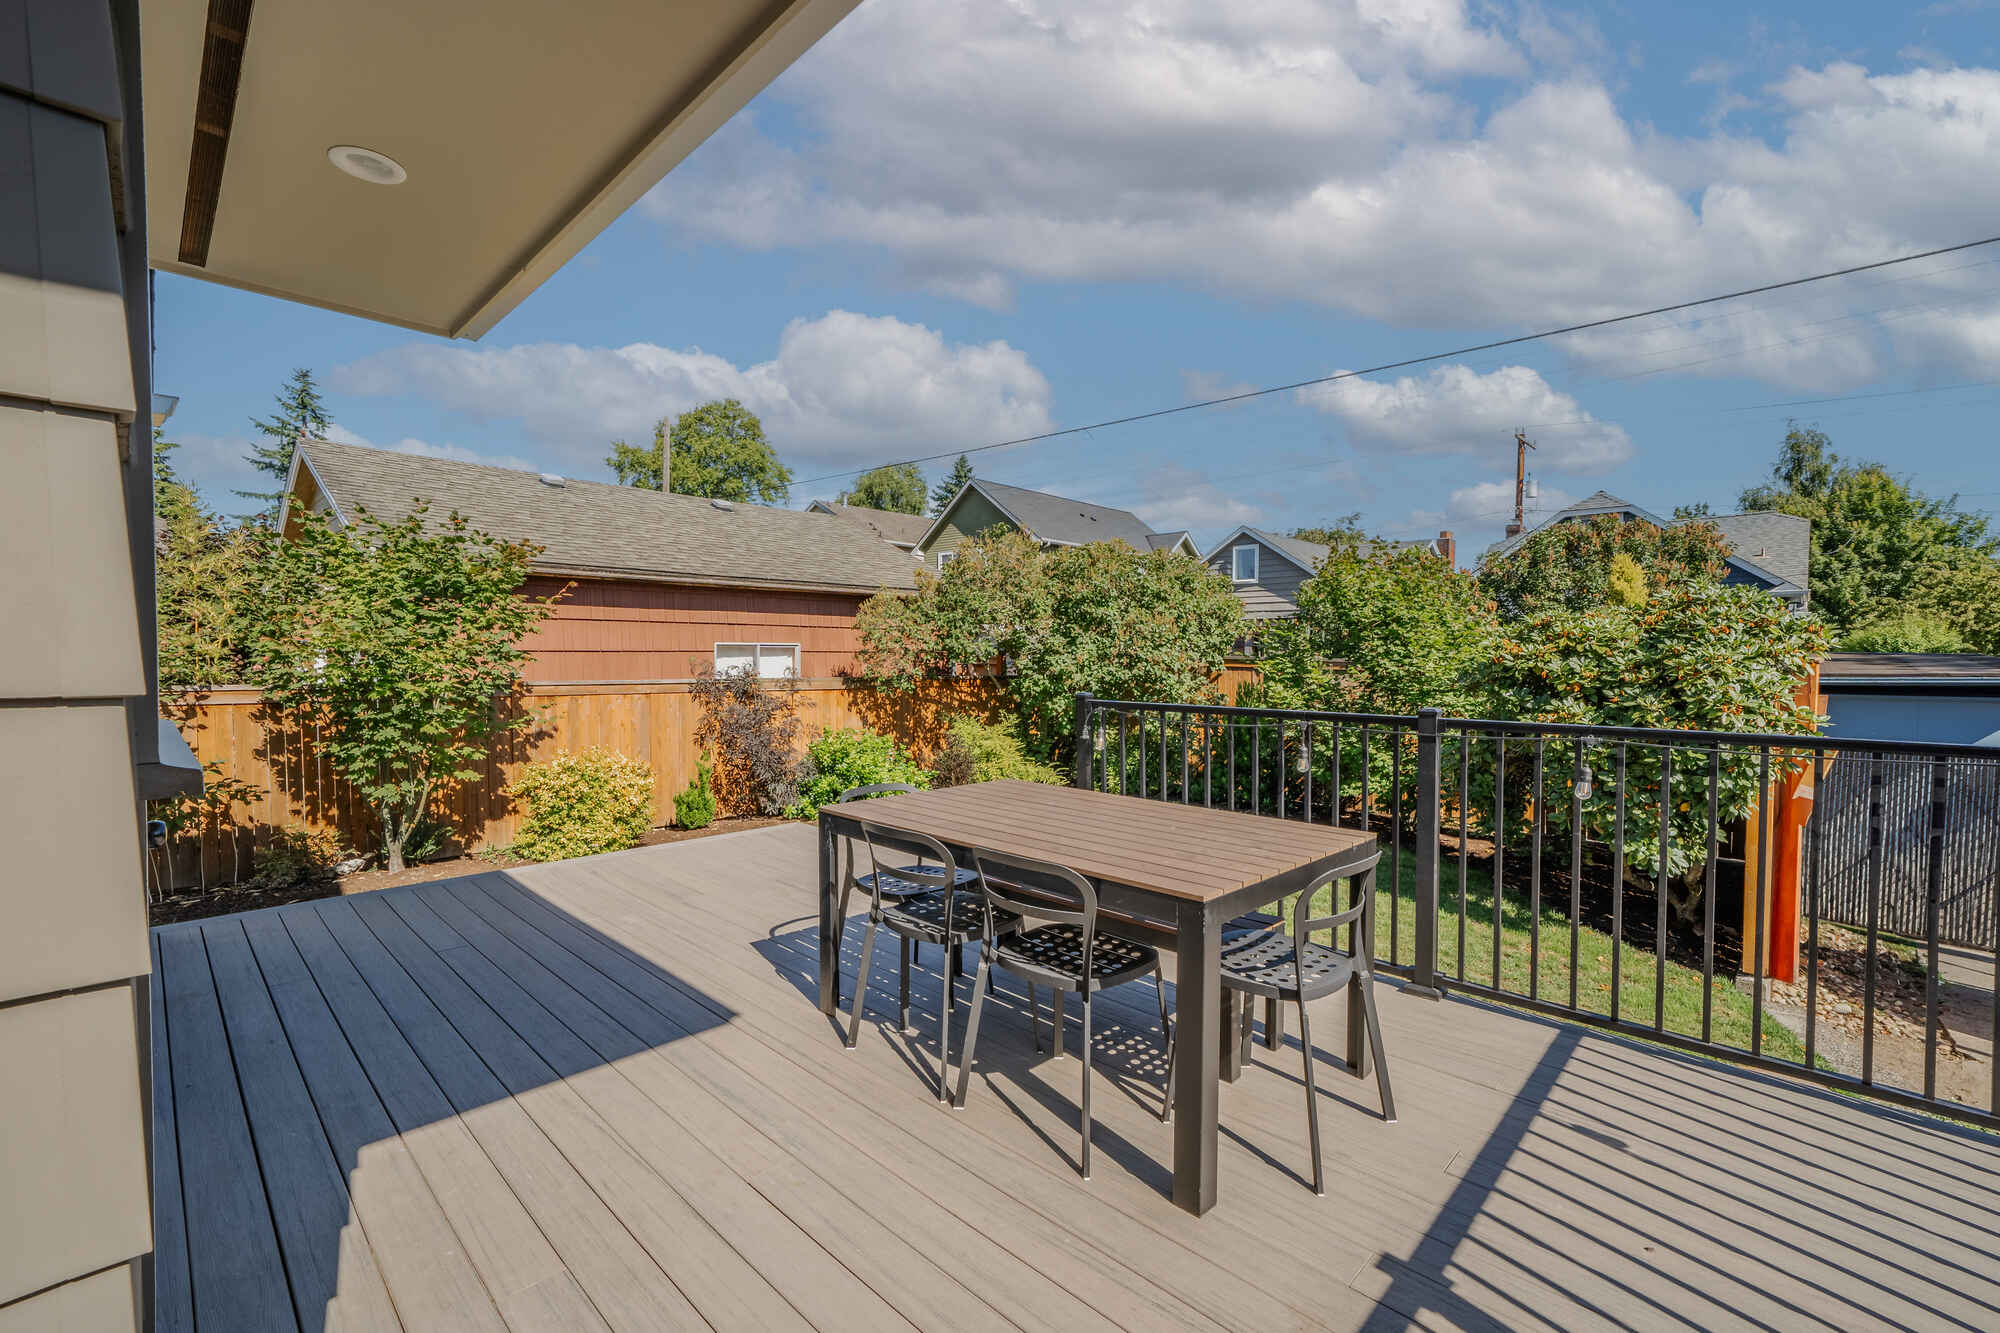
[937,550,956,570]
[1230,544,1259,584]
[713,642,801,678]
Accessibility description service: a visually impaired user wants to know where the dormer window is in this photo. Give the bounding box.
[1231,544,1258,583]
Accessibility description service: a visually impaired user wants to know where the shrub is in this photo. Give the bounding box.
[508,747,655,862]
[1841,612,1967,654]
[785,728,931,820]
[674,758,717,830]
[933,717,1063,787]
[690,669,801,815]
[245,827,346,896]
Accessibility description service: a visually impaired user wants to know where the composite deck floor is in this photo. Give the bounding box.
[152,823,2000,1332]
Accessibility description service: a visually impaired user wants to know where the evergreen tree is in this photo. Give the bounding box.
[241,368,331,508]
[930,453,975,514]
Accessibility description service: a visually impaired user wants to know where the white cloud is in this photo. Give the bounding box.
[1298,364,1632,472]
[331,310,1053,474]
[1445,479,1579,525]
[1124,463,1265,532]
[645,5,2000,388]
[322,425,541,474]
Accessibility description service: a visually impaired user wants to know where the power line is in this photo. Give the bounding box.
[795,232,2000,487]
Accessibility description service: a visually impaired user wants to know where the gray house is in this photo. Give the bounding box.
[1202,526,1458,621]
[1482,490,1811,611]
[913,479,1197,568]
[1820,653,2000,747]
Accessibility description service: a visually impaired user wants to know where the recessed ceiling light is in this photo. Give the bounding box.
[327,144,407,185]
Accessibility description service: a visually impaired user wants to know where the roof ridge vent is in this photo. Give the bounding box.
[710,498,735,511]
[539,472,565,487]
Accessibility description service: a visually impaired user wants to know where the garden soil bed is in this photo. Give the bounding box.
[148,816,791,927]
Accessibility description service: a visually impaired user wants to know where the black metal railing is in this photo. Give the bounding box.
[1072,692,2000,1131]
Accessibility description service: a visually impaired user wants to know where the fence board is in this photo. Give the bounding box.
[155,677,1005,889]
[1815,752,2000,948]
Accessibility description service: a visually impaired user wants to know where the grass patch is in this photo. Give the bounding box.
[1281,844,1806,1064]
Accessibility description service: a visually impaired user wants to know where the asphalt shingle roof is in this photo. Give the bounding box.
[295,439,919,594]
[809,501,935,548]
[967,479,1169,550]
[1706,511,1810,592]
[1821,653,2000,682]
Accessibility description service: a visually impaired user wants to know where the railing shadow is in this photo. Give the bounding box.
[150,867,732,1333]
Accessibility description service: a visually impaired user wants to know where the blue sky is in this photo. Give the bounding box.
[158,0,2000,558]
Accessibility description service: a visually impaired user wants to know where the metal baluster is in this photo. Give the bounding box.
[1252,715,1262,814]
[1118,711,1128,796]
[1361,726,1373,838]
[1703,747,1721,1045]
[1924,754,1948,1100]
[1611,742,1626,1024]
[1180,713,1190,804]
[1277,720,1288,820]
[1203,713,1214,807]
[1227,713,1237,811]
[1331,723,1343,827]
[1530,738,1545,1001]
[1492,734,1506,992]
[1654,745,1672,1034]
[1569,740,1585,1013]
[1304,722,1315,824]
[1458,731,1470,984]
[1863,756,1885,1084]
[1752,746,1770,1056]
[1387,732,1403,965]
[1159,710,1170,802]
[1806,750,1825,1071]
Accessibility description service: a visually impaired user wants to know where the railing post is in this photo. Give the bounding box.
[1072,693,1093,790]
[1408,708,1444,999]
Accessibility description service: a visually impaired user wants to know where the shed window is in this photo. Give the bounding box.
[714,643,800,678]
[1231,544,1258,583]
[938,550,955,570]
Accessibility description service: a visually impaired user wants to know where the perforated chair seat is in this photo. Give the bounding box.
[1218,930,1356,1002]
[883,890,1020,948]
[996,923,1161,993]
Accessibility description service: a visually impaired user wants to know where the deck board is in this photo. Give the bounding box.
[154,822,2000,1332]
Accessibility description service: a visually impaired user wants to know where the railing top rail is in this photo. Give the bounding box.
[1077,695,2000,761]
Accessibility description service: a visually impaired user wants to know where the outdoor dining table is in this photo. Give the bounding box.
[817,778,1380,1215]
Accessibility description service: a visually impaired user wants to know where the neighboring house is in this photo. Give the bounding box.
[1202,526,1459,621]
[913,479,1198,568]
[1820,653,2000,747]
[1482,490,1811,611]
[284,439,918,682]
[806,499,933,553]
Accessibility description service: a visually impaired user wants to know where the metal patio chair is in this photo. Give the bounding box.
[952,847,1172,1180]
[842,820,1019,1104]
[1208,851,1395,1196]
[830,784,977,1002]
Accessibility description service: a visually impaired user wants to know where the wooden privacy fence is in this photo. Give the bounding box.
[157,677,1006,889]
[1814,751,2000,949]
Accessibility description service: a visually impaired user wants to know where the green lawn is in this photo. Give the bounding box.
[1282,845,1807,1064]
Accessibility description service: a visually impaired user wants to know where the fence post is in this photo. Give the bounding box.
[1408,708,1444,999]
[1072,693,1093,790]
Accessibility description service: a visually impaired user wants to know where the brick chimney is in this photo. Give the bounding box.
[1437,530,1456,567]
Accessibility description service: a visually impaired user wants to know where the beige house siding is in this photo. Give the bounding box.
[915,490,1016,565]
[1207,539,1311,620]
[0,2,154,1327]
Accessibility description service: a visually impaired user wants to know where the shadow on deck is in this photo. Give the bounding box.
[153,823,2000,1332]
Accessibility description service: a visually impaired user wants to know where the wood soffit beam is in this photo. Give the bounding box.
[178,0,255,266]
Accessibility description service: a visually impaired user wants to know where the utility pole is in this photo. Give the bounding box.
[1505,430,1536,537]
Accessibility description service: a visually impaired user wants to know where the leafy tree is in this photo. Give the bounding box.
[1480,582,1827,914]
[155,433,262,698]
[1841,612,1968,654]
[1265,542,1498,718]
[1290,514,1364,552]
[1912,553,2000,653]
[607,418,667,489]
[248,505,557,871]
[1672,502,1712,520]
[1740,423,1994,637]
[856,531,1245,759]
[930,453,975,514]
[242,368,330,508]
[1478,514,1731,621]
[605,399,792,504]
[840,463,927,514]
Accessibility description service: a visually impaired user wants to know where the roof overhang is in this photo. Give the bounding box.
[1200,525,1316,574]
[143,0,859,338]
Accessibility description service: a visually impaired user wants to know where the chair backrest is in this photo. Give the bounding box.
[967,845,1098,956]
[834,783,920,804]
[848,818,958,912]
[1292,850,1384,947]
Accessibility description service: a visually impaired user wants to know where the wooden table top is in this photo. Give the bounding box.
[823,780,1376,903]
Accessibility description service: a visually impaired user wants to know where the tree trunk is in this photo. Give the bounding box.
[382,808,405,873]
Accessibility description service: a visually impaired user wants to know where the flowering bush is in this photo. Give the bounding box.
[507,747,655,862]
